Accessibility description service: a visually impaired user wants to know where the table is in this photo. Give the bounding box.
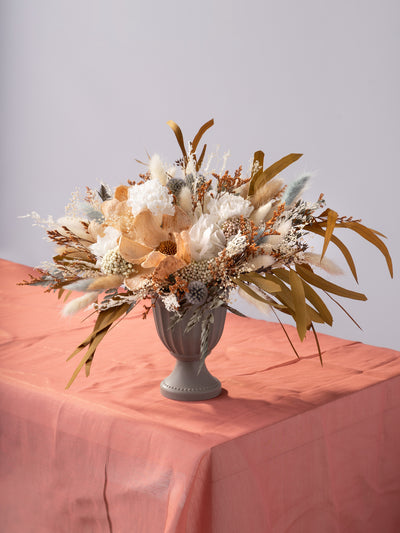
[1,258,400,533]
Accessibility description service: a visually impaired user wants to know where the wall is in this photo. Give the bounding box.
[1,0,399,349]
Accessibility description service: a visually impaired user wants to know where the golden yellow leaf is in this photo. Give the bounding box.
[191,119,214,153]
[289,269,308,340]
[295,264,367,300]
[249,153,302,196]
[310,323,323,365]
[306,223,358,282]
[65,303,131,388]
[273,268,333,326]
[339,221,393,278]
[321,209,338,261]
[66,304,130,361]
[239,272,282,293]
[167,120,187,161]
[251,151,265,178]
[196,144,207,171]
[231,277,275,306]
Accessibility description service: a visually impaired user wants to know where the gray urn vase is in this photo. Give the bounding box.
[153,299,227,401]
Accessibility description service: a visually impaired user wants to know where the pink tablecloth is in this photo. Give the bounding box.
[1,258,400,533]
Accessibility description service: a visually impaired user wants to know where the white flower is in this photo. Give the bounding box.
[89,226,121,262]
[161,293,179,312]
[225,232,247,257]
[205,192,253,223]
[189,214,226,260]
[127,180,175,217]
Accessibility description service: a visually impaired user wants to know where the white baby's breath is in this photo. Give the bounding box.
[161,293,179,312]
[225,233,247,257]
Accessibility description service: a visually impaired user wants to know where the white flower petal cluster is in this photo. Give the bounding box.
[225,233,248,257]
[127,180,175,217]
[189,214,226,261]
[206,192,253,223]
[161,293,179,312]
[89,226,121,262]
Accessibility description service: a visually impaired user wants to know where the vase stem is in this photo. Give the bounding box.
[160,359,221,401]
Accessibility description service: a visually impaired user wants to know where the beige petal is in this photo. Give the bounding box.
[87,275,124,291]
[141,250,165,269]
[162,206,191,234]
[114,185,129,201]
[175,231,191,264]
[124,274,148,291]
[119,235,152,264]
[101,198,120,220]
[132,210,167,248]
[102,199,135,237]
[153,255,186,281]
[88,221,104,241]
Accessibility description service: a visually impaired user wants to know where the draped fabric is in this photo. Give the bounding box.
[1,259,400,532]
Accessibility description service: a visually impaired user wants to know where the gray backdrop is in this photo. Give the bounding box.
[1,0,399,350]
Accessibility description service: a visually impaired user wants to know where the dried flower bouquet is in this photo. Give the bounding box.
[21,119,393,387]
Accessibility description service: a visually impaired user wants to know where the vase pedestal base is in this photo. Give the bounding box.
[160,360,222,401]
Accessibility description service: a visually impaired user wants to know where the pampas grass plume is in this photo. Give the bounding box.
[87,275,123,291]
[149,154,168,185]
[303,253,344,275]
[282,174,311,206]
[251,178,284,209]
[178,186,193,214]
[251,201,273,225]
[238,287,271,317]
[62,292,99,317]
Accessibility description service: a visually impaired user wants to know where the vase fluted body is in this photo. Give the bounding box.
[153,299,226,401]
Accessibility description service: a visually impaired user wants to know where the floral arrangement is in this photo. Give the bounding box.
[22,119,393,387]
